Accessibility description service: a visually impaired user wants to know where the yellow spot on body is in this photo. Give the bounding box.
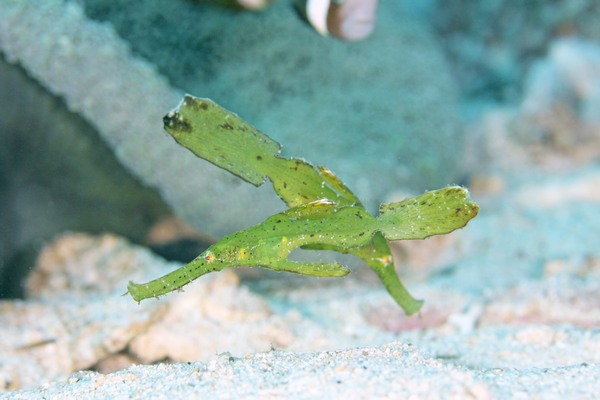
[376,255,393,266]
[278,236,292,258]
[237,248,249,260]
[204,252,215,262]
[320,167,334,177]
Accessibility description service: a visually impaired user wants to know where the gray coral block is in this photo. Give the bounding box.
[0,0,281,237]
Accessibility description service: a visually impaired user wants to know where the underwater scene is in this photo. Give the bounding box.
[1,0,600,398]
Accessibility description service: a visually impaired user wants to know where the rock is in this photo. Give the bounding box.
[0,295,160,391]
[129,271,294,363]
[463,39,600,173]
[0,233,294,391]
[520,38,600,160]
[25,233,162,298]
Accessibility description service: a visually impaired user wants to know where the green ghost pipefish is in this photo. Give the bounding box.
[127,95,479,315]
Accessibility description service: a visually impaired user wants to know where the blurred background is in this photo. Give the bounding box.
[1,0,599,297]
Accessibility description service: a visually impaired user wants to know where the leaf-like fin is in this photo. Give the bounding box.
[378,186,479,240]
[316,166,363,207]
[164,95,281,186]
[163,95,360,207]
